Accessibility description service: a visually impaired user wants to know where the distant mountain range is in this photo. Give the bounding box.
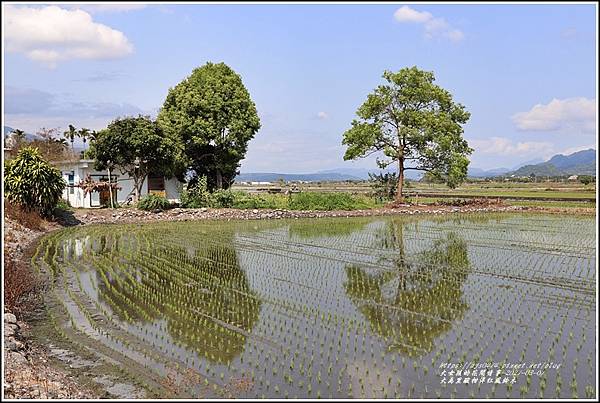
[239,150,596,183]
[467,158,544,178]
[237,172,360,182]
[509,149,596,177]
[237,168,424,182]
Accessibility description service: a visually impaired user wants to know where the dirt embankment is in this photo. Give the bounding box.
[3,201,595,398]
[65,202,596,226]
[4,215,99,398]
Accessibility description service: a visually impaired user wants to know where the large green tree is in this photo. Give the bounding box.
[342,66,472,201]
[88,115,183,202]
[157,62,261,190]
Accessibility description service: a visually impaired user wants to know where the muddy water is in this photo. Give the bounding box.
[31,213,596,399]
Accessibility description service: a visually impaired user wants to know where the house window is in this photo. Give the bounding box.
[68,172,75,194]
[148,174,165,197]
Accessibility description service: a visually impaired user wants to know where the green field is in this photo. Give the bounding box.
[232,180,596,207]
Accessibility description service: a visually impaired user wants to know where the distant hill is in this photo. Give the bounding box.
[510,149,596,177]
[237,168,423,182]
[236,172,361,182]
[468,167,511,178]
[512,157,545,170]
[468,158,547,178]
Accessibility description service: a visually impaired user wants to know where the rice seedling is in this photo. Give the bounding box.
[34,213,595,398]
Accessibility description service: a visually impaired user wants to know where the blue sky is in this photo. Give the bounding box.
[3,2,597,172]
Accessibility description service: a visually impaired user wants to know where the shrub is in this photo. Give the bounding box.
[4,147,66,217]
[369,172,398,200]
[55,198,72,211]
[4,201,44,231]
[180,176,212,208]
[211,189,236,208]
[4,251,39,316]
[137,193,171,211]
[579,175,594,185]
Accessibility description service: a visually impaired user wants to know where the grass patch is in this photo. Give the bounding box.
[182,190,381,211]
[288,192,378,211]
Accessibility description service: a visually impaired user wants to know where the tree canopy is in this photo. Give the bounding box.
[88,115,183,202]
[157,62,261,190]
[342,66,472,201]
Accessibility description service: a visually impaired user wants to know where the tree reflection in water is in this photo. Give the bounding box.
[96,233,261,365]
[344,219,471,357]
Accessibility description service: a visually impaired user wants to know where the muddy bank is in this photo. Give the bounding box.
[3,216,101,398]
[4,215,146,399]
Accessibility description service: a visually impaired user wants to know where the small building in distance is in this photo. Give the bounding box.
[567,175,579,181]
[54,159,183,208]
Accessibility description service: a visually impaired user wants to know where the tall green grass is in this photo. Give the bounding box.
[287,192,377,210]
[181,189,380,211]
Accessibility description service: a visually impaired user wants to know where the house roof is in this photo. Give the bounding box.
[53,159,95,167]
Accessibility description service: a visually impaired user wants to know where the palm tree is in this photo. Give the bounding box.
[12,129,26,142]
[78,127,91,151]
[6,128,26,152]
[63,124,77,153]
[54,138,69,147]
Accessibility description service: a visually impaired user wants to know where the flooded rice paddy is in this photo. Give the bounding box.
[32,213,596,398]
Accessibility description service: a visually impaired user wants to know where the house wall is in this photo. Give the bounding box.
[57,162,182,208]
[165,177,182,201]
[61,165,86,207]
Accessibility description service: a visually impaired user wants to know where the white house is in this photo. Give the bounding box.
[55,159,183,208]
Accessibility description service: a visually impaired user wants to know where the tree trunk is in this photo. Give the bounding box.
[216,169,223,189]
[108,166,114,208]
[133,174,145,203]
[133,177,140,203]
[395,156,404,202]
[395,223,407,303]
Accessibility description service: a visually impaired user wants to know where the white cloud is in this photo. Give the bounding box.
[4,5,133,67]
[62,4,147,13]
[512,97,596,133]
[393,6,432,23]
[317,111,329,120]
[470,137,555,157]
[394,6,464,42]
